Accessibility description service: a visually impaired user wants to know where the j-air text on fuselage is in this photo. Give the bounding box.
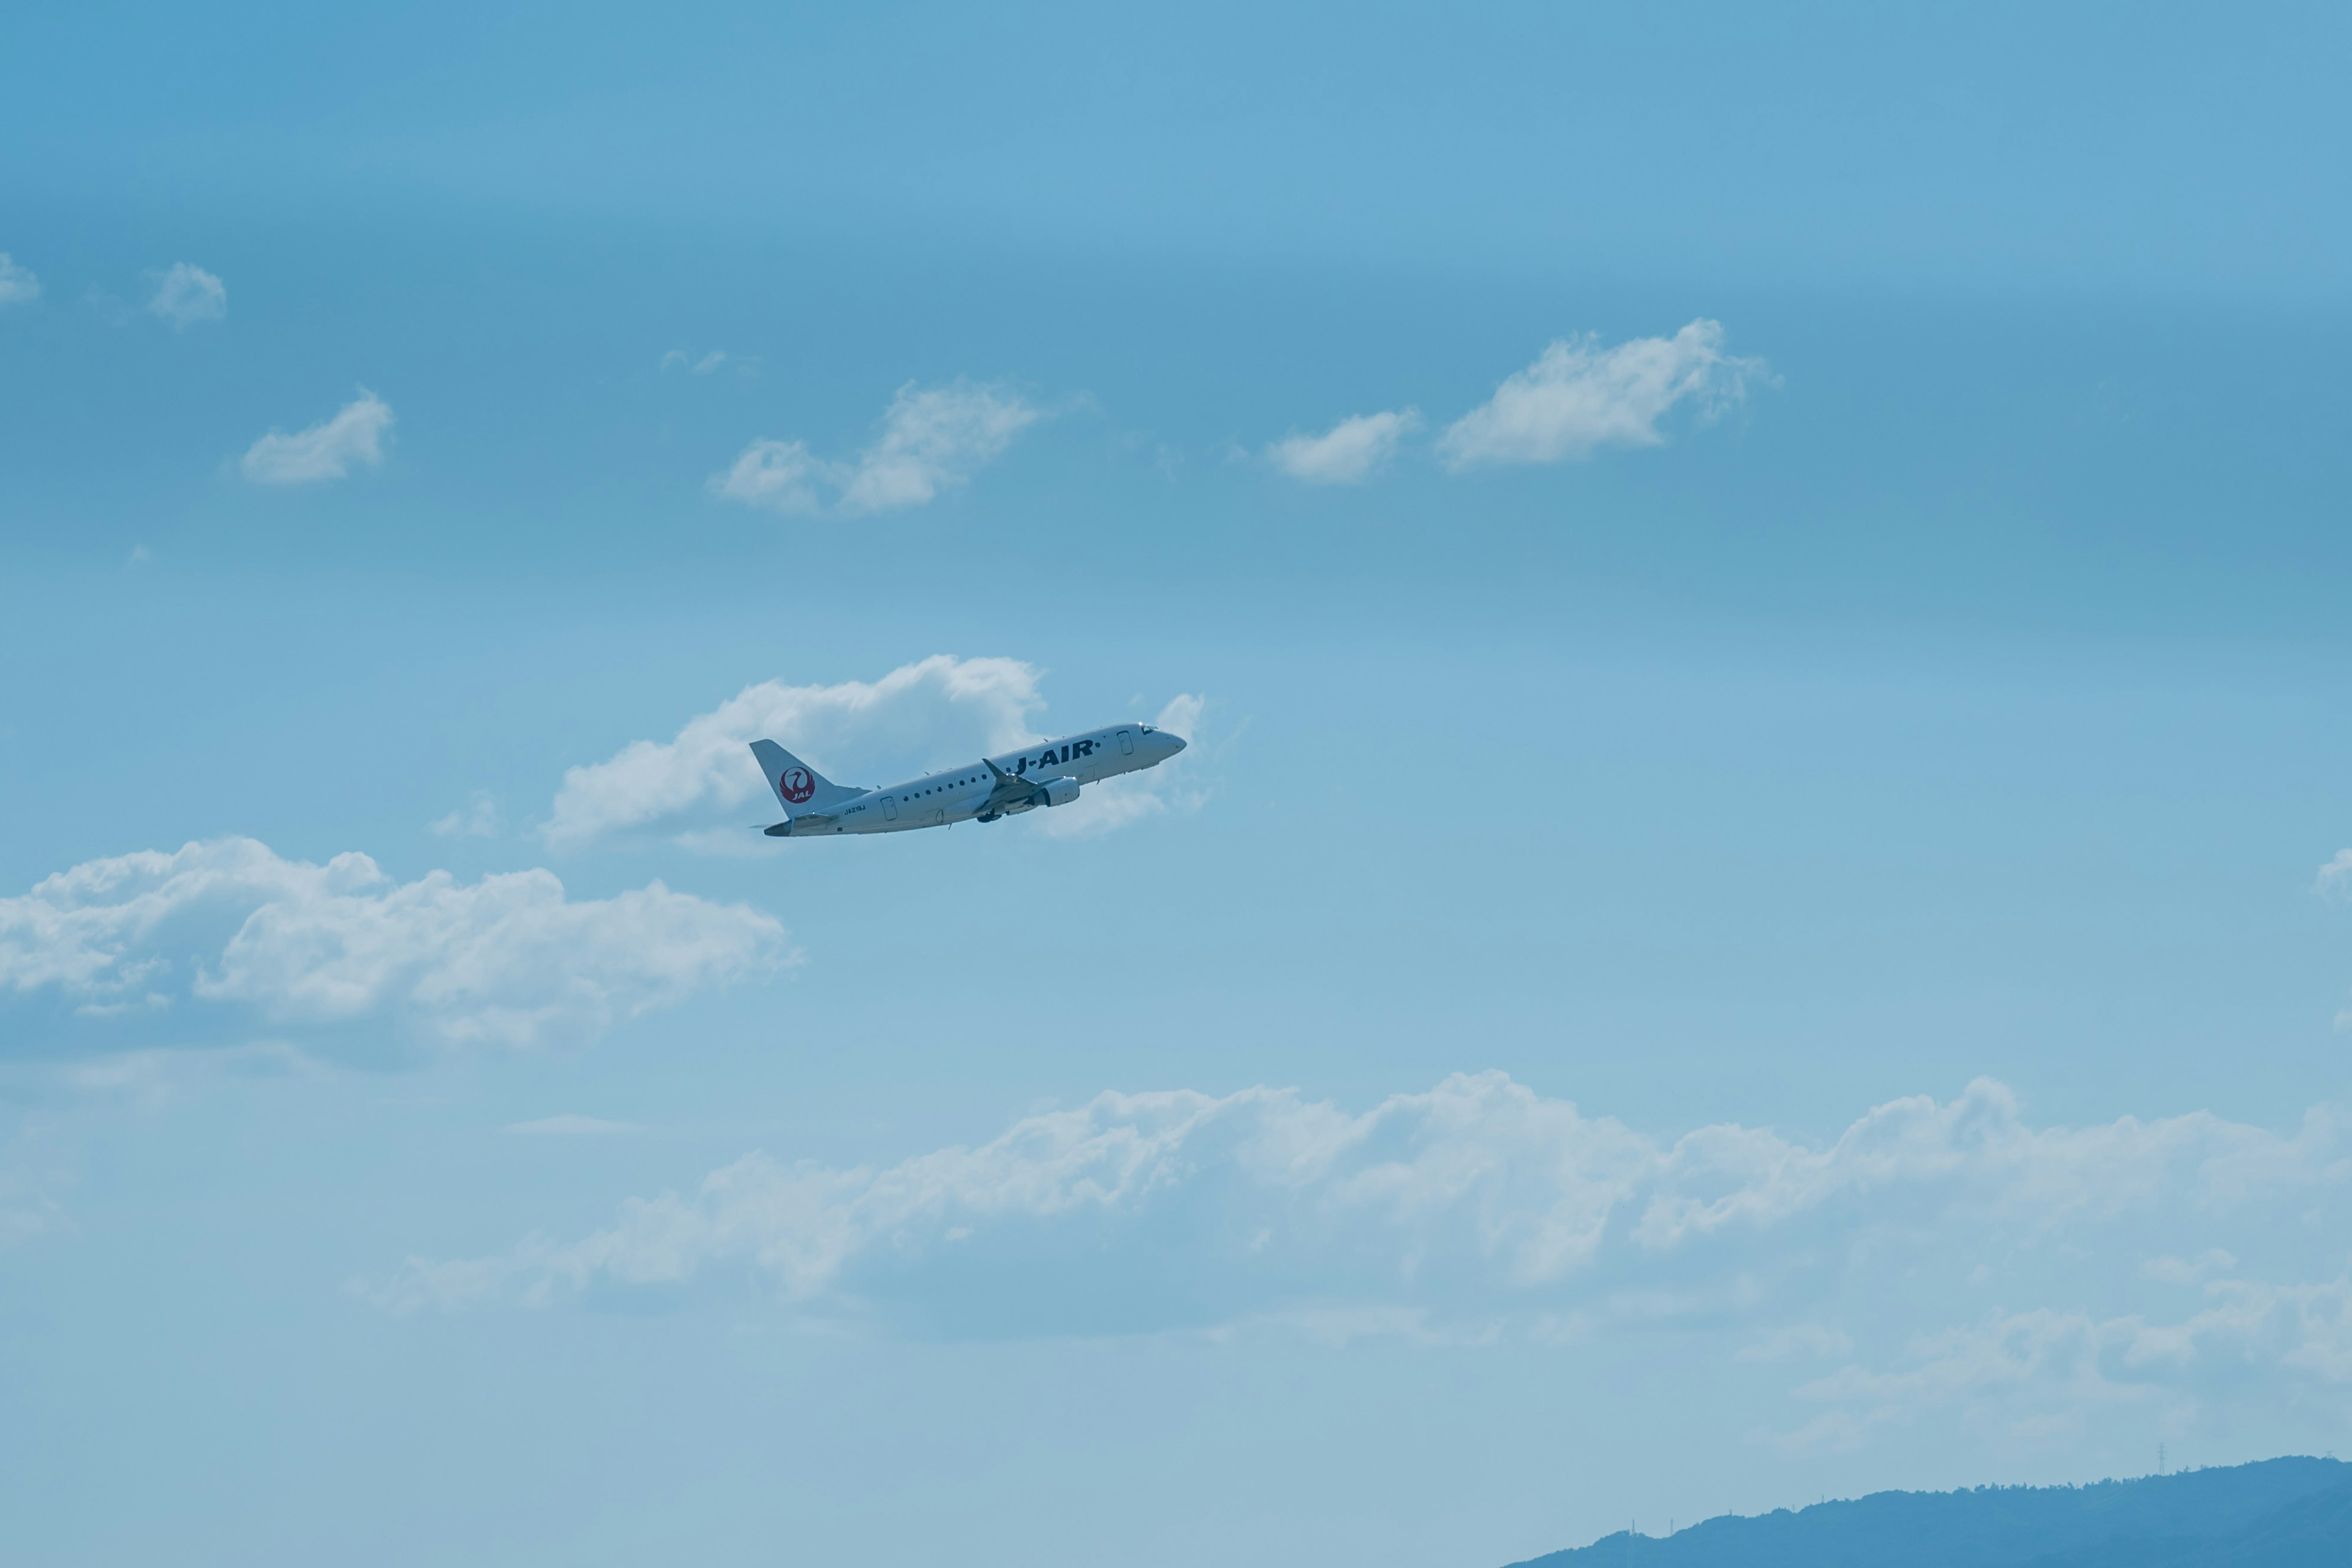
[749,722,1186,838]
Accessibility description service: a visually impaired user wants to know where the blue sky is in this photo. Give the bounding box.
[6,3,2352,1563]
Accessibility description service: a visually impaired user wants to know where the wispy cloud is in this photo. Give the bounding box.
[429,793,502,839]
[2317,848,2352,900]
[0,1113,67,1249]
[238,390,394,485]
[0,253,39,307]
[709,439,824,514]
[1777,1275,2352,1453]
[2323,848,2352,1027]
[505,1115,641,1137]
[0,837,791,1050]
[1438,320,1765,468]
[1267,410,1422,484]
[710,380,1039,516]
[835,382,1039,512]
[147,262,227,329]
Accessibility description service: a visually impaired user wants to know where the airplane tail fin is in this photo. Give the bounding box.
[749,740,862,816]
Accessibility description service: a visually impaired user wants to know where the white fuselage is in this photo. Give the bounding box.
[783,722,1185,835]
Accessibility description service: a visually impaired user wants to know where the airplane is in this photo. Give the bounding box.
[748,721,1187,837]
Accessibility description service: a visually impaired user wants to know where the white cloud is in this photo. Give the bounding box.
[708,437,824,514]
[375,1072,2352,1335]
[541,655,1045,849]
[373,1063,2352,1450]
[2318,850,2352,900]
[1438,320,1766,469]
[709,379,1038,517]
[837,381,1039,512]
[1267,409,1422,484]
[0,838,790,1050]
[1029,693,1208,839]
[1779,1272,2352,1453]
[238,390,394,485]
[0,253,38,306]
[37,1041,320,1100]
[2144,1249,2237,1284]
[147,262,227,328]
[693,350,726,375]
[429,793,501,839]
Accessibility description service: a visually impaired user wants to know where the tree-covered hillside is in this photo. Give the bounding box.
[1506,1457,2351,1568]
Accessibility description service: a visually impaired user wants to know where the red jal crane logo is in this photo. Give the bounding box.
[780,767,815,804]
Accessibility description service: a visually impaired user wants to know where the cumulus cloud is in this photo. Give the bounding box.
[238,390,394,485]
[147,262,227,328]
[377,1071,2352,1316]
[1267,410,1422,484]
[1438,320,1765,469]
[362,1067,2352,1448]
[709,380,1038,517]
[0,838,790,1050]
[0,253,38,306]
[542,655,1041,848]
[374,1066,2352,1441]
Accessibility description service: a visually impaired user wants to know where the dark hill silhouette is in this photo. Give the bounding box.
[1504,1456,2351,1568]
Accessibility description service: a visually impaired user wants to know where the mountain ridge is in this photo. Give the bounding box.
[1503,1455,2351,1568]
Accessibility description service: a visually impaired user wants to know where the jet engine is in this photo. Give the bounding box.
[1035,777,1081,808]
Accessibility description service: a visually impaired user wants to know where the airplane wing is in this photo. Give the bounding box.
[978,756,1043,814]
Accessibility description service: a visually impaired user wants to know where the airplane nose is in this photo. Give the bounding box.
[1165,733,1188,755]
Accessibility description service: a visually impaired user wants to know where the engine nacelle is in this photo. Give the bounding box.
[1035,777,1080,808]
